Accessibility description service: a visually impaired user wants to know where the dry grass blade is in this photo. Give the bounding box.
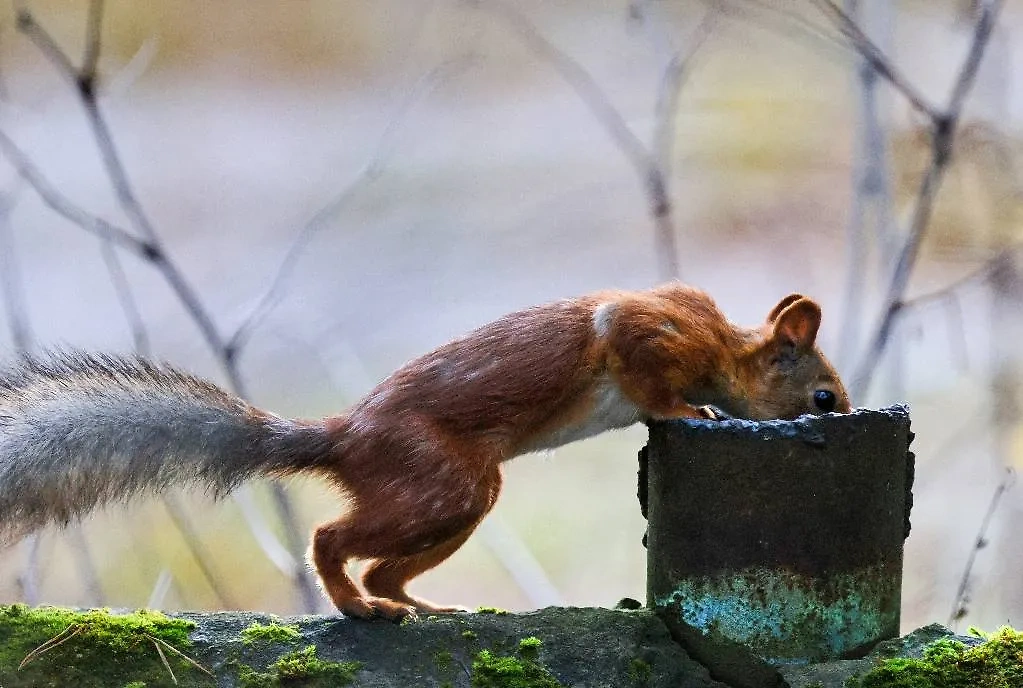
[18,624,82,670]
[150,636,177,684]
[146,633,215,677]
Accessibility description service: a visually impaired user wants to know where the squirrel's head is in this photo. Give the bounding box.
[734,294,852,420]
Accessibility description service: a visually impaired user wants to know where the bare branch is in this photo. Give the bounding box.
[162,494,240,609]
[0,130,151,255]
[652,10,717,177]
[12,4,322,611]
[898,249,1019,315]
[477,0,715,280]
[14,8,78,90]
[722,0,852,60]
[836,0,896,370]
[811,0,939,120]
[475,0,651,174]
[850,153,944,397]
[99,241,152,354]
[646,11,718,281]
[0,189,32,352]
[946,0,1003,118]
[847,0,1005,399]
[948,468,1016,627]
[81,0,104,82]
[227,59,470,356]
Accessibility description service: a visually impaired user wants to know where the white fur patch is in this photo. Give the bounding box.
[529,376,641,451]
[592,302,616,338]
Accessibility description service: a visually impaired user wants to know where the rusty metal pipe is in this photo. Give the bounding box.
[644,406,914,666]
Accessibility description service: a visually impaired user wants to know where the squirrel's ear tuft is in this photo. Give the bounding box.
[766,294,806,323]
[770,297,821,351]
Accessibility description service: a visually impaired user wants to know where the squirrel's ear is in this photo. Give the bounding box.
[770,297,821,351]
[766,294,806,323]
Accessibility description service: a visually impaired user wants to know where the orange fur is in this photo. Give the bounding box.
[309,283,850,620]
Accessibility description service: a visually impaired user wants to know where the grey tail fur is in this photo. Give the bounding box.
[0,351,337,545]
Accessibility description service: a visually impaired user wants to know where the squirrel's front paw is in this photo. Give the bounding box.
[697,405,721,420]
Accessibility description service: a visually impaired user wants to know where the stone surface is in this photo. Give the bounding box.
[779,624,983,688]
[0,603,1004,688]
[183,606,729,687]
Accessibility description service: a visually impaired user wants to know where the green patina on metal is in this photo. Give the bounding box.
[655,563,900,664]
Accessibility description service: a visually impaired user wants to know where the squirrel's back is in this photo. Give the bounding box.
[0,352,334,544]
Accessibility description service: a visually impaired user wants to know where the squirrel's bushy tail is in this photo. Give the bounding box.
[0,352,335,544]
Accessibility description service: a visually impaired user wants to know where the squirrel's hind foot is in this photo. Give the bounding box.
[340,596,418,623]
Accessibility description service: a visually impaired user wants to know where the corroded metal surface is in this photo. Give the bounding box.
[645,406,914,666]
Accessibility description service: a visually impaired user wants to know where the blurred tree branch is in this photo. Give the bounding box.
[6,0,324,611]
[948,467,1016,627]
[474,0,717,281]
[0,184,107,606]
[812,0,1006,400]
[226,58,472,359]
[836,0,895,371]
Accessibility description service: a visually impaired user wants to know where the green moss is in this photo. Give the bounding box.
[463,630,479,640]
[238,645,362,687]
[123,683,148,688]
[435,650,454,670]
[240,621,302,645]
[628,658,651,685]
[471,648,562,687]
[470,638,562,687]
[0,604,204,688]
[517,637,542,660]
[476,607,509,615]
[846,626,1023,688]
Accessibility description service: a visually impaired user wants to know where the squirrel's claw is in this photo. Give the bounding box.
[697,405,731,420]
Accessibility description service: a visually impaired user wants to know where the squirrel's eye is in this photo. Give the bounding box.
[813,389,836,412]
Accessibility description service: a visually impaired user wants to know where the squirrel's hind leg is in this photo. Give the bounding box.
[361,525,477,613]
[311,462,502,621]
[310,518,414,621]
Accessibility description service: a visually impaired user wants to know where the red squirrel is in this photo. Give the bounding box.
[0,283,849,620]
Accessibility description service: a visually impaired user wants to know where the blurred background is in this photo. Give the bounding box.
[0,0,1020,634]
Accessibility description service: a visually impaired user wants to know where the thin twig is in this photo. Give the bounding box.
[947,468,1016,627]
[99,241,152,353]
[0,189,32,352]
[15,4,236,379]
[811,0,939,120]
[146,569,174,609]
[66,527,105,605]
[0,130,150,255]
[897,249,1018,314]
[727,0,853,57]
[648,11,718,280]
[226,59,470,356]
[14,9,78,90]
[477,0,649,172]
[162,494,240,609]
[476,0,714,280]
[836,0,895,371]
[81,0,104,82]
[146,634,215,677]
